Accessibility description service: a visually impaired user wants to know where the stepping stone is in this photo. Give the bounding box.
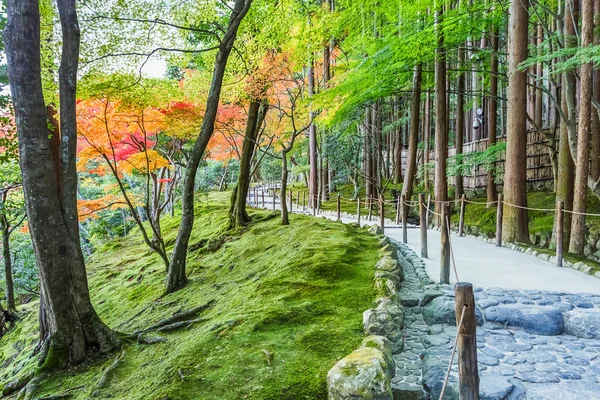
[564,310,600,339]
[479,376,516,400]
[484,305,564,335]
[517,372,560,383]
[421,289,443,306]
[422,296,482,326]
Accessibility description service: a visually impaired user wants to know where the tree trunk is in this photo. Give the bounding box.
[535,23,544,129]
[503,0,530,243]
[281,153,290,225]
[308,58,318,209]
[424,92,431,190]
[591,0,600,181]
[4,0,121,370]
[434,6,448,222]
[402,65,422,203]
[394,97,403,184]
[1,219,15,311]
[229,100,265,229]
[455,42,465,200]
[569,0,594,254]
[167,0,252,294]
[487,26,499,203]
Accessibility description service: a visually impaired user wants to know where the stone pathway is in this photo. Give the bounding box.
[393,241,600,400]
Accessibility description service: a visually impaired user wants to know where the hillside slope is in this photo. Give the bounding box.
[0,196,379,399]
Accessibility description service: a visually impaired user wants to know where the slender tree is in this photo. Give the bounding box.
[401,64,422,202]
[434,3,448,220]
[569,0,595,254]
[166,0,253,294]
[502,0,530,243]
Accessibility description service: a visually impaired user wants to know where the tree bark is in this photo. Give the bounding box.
[308,58,318,209]
[4,0,121,370]
[434,5,448,222]
[1,216,15,311]
[591,0,600,181]
[424,92,431,191]
[455,42,465,200]
[167,0,253,294]
[569,0,595,254]
[229,100,266,229]
[402,65,422,203]
[502,0,530,243]
[487,26,499,203]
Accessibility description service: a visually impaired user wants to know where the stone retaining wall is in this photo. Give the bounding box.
[326,227,405,400]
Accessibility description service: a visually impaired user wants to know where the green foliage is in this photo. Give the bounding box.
[446,142,506,180]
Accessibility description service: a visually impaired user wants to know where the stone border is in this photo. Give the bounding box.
[326,227,404,400]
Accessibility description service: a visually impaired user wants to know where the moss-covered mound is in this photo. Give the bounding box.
[0,193,379,399]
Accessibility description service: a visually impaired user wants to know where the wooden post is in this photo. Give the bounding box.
[459,193,466,237]
[379,196,385,233]
[313,195,316,216]
[556,200,564,268]
[303,191,306,211]
[368,196,373,221]
[455,282,480,400]
[402,196,408,244]
[296,191,300,208]
[440,203,450,284]
[395,195,401,225]
[261,190,265,208]
[419,193,428,258]
[357,197,361,225]
[496,193,503,247]
[337,193,341,220]
[426,194,432,227]
[272,190,276,210]
[289,190,293,212]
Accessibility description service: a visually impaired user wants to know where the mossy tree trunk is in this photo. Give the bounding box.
[4,0,122,370]
[502,0,530,244]
[1,211,17,312]
[486,26,499,204]
[166,0,252,294]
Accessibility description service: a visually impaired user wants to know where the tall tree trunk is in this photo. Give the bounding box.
[281,153,290,225]
[503,0,530,243]
[487,25,499,203]
[229,100,266,229]
[1,218,15,312]
[455,42,465,200]
[402,65,422,202]
[569,0,594,254]
[308,58,318,209]
[434,5,448,221]
[424,92,431,190]
[4,0,121,369]
[394,97,403,184]
[591,0,600,181]
[167,0,252,294]
[535,23,544,129]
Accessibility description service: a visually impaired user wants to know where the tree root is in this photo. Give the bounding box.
[16,372,48,400]
[132,300,215,337]
[156,318,208,332]
[97,351,126,389]
[1,373,34,397]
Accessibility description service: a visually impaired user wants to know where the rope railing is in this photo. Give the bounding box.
[439,304,468,400]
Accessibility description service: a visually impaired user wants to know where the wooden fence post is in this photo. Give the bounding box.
[455,282,480,400]
[357,197,361,225]
[459,193,466,237]
[289,190,293,212]
[296,191,300,208]
[426,194,432,227]
[419,193,428,258]
[272,189,276,210]
[337,193,341,220]
[368,196,372,221]
[379,196,385,234]
[556,200,564,268]
[261,190,265,208]
[496,194,503,247]
[312,196,316,216]
[303,191,306,211]
[440,203,450,284]
[395,195,401,225]
[402,196,408,244]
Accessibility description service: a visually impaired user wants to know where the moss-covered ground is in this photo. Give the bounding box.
[0,192,379,399]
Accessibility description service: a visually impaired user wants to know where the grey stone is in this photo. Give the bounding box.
[478,354,500,366]
[564,310,600,339]
[364,299,404,351]
[477,299,499,309]
[480,346,504,359]
[535,363,561,372]
[423,335,450,348]
[517,372,560,383]
[564,357,590,366]
[421,289,443,306]
[423,296,482,326]
[479,375,515,400]
[559,372,582,380]
[524,351,557,363]
[575,301,595,309]
[484,304,564,335]
[401,296,420,307]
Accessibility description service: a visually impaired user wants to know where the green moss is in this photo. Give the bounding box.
[0,192,379,400]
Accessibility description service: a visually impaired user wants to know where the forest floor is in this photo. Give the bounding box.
[0,192,381,399]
